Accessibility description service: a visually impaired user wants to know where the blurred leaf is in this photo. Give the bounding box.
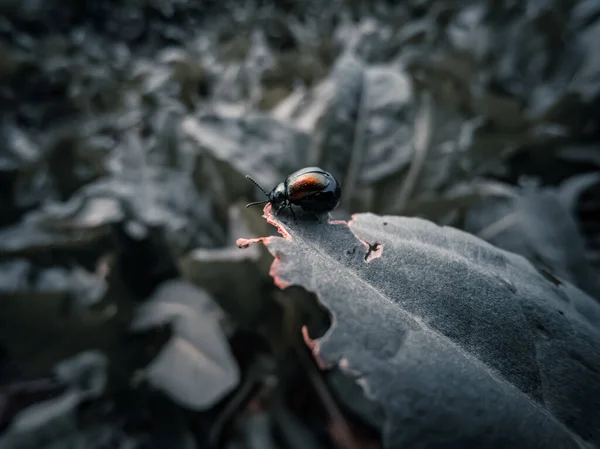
[276,54,417,212]
[0,351,107,449]
[0,165,225,257]
[131,280,240,410]
[0,259,107,307]
[182,111,308,196]
[465,185,600,299]
[0,120,48,220]
[53,352,107,398]
[309,51,365,183]
[346,17,405,64]
[558,171,600,213]
[181,205,273,330]
[558,145,600,167]
[83,168,226,253]
[5,286,115,376]
[0,207,109,256]
[0,351,197,449]
[271,83,334,133]
[358,64,415,184]
[0,258,117,375]
[571,16,600,102]
[238,205,600,448]
[401,179,518,223]
[375,91,468,215]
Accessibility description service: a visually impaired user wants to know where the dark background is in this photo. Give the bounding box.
[1,0,599,448]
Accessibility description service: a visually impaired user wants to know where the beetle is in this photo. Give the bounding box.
[245,167,341,220]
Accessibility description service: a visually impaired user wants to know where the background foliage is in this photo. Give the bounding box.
[1,0,599,448]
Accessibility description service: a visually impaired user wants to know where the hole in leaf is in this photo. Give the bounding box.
[364,242,383,263]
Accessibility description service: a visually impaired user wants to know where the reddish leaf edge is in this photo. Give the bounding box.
[237,205,381,448]
[236,203,293,289]
[236,205,379,383]
[236,203,353,292]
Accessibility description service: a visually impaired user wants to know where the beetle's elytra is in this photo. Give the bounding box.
[245,167,341,220]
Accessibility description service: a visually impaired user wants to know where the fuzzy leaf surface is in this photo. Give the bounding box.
[238,206,600,448]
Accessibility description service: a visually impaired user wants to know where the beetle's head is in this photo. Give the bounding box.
[270,183,287,205]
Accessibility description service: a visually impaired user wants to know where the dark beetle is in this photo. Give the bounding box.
[245,167,341,220]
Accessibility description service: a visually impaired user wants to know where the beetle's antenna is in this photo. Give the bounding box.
[245,175,269,196]
[245,200,270,208]
[245,176,271,208]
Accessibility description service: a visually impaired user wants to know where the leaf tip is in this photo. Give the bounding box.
[236,237,264,249]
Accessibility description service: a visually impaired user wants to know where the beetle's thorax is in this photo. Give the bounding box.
[270,183,287,206]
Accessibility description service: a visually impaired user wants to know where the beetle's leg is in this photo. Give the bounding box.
[288,203,297,222]
[312,212,322,223]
